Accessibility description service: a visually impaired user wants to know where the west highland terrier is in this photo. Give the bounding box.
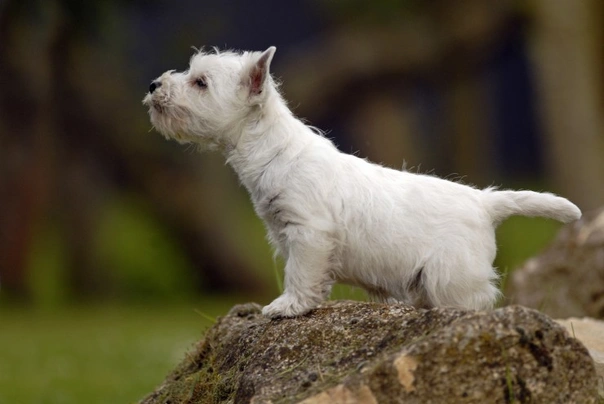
[143,46,581,318]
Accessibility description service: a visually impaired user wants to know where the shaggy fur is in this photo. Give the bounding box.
[143,47,581,318]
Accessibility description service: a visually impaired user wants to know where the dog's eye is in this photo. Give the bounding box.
[194,78,207,89]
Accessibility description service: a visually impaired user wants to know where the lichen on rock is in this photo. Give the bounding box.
[140,301,599,403]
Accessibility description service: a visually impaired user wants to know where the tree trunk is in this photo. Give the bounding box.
[529,0,604,211]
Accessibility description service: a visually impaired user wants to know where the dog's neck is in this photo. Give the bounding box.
[225,89,314,197]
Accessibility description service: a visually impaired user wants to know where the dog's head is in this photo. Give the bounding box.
[143,46,277,148]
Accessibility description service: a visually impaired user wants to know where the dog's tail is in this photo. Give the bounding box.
[483,188,581,225]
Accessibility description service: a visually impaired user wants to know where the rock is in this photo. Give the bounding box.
[556,317,604,396]
[140,301,599,403]
[505,208,604,318]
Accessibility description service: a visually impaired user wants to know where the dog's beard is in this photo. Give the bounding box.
[148,105,192,144]
[151,101,164,114]
[145,100,220,149]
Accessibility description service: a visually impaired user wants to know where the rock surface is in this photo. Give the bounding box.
[506,208,604,318]
[140,301,599,403]
[556,317,604,395]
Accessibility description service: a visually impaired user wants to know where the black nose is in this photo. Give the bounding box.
[149,80,162,94]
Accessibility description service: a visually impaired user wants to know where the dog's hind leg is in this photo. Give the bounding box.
[421,253,500,311]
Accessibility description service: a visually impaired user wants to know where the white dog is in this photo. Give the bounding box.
[143,46,581,318]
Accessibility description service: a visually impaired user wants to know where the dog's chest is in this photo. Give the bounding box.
[252,192,291,236]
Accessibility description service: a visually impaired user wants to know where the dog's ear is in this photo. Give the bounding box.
[245,46,276,100]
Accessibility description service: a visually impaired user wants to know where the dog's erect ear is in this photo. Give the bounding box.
[246,46,276,99]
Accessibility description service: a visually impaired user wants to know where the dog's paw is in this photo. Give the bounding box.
[262,294,314,318]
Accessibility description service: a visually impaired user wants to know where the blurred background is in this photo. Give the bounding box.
[1,0,602,402]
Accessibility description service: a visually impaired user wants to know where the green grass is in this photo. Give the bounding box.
[330,284,368,301]
[496,216,562,268]
[495,216,563,288]
[0,300,237,404]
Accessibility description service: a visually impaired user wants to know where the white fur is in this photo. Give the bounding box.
[143,47,582,317]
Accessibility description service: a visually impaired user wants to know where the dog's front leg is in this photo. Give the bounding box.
[262,228,334,318]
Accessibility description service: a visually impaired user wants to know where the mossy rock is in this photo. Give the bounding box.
[140,301,599,403]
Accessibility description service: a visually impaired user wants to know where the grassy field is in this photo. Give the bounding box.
[0,299,237,404]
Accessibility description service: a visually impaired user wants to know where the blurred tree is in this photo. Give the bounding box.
[2,0,601,304]
[0,0,267,302]
[283,0,520,183]
[0,0,53,299]
[529,0,604,211]
[49,0,113,296]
